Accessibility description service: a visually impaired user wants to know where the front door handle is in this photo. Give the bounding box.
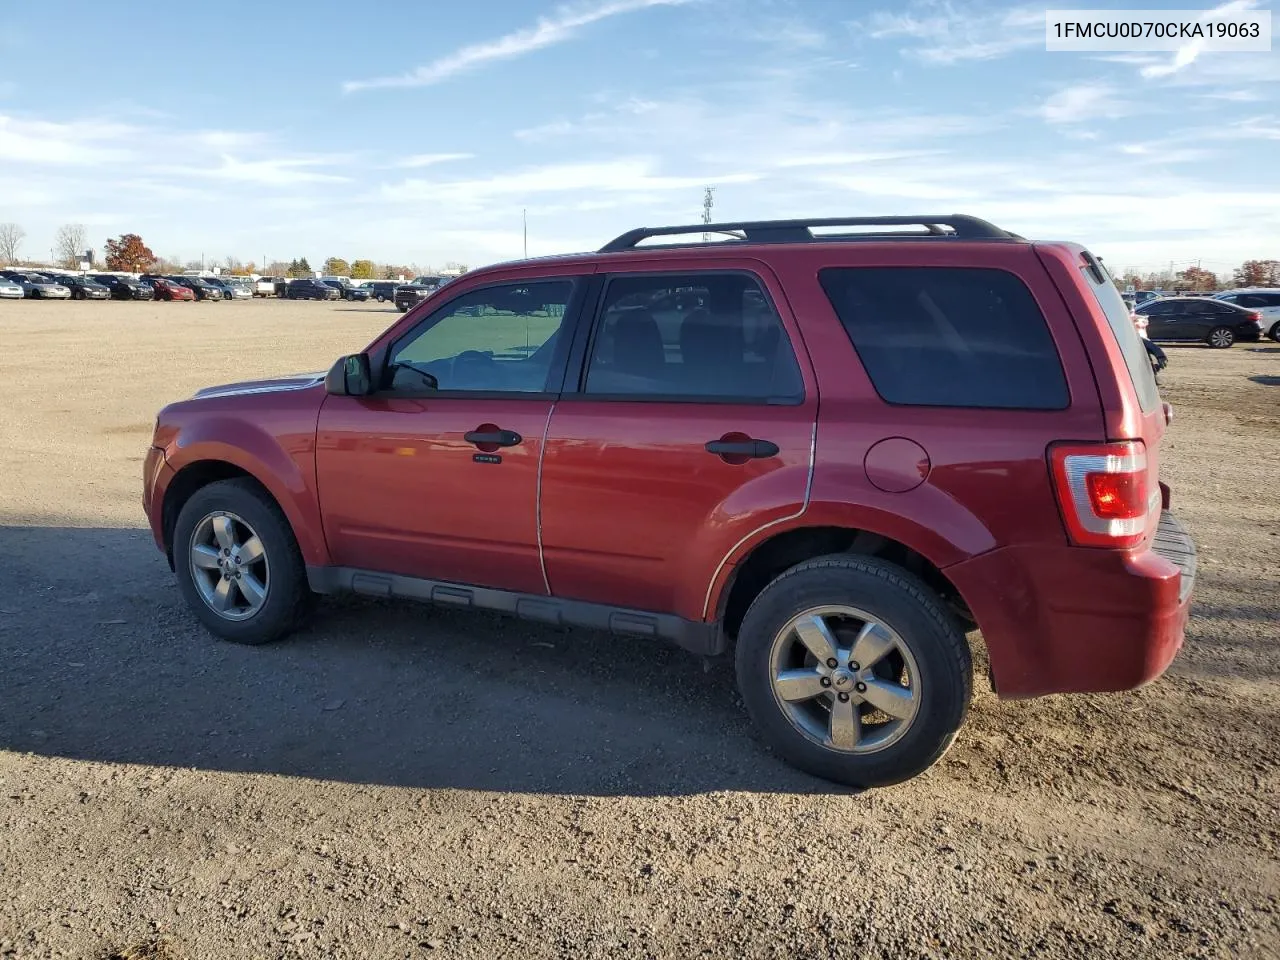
[705,438,779,459]
[464,428,522,447]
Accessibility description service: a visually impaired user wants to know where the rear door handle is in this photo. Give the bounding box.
[705,438,779,459]
[464,429,522,447]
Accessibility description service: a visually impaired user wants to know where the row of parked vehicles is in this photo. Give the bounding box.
[0,269,257,302]
[260,274,454,312]
[1131,288,1280,348]
[1,268,456,312]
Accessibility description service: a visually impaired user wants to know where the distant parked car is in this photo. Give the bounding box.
[142,276,196,301]
[1213,288,1280,342]
[392,274,451,312]
[287,278,340,300]
[1136,296,1264,348]
[362,281,398,303]
[53,274,111,300]
[168,276,224,301]
[89,274,155,300]
[0,278,23,299]
[0,270,71,299]
[202,276,252,301]
[1133,290,1158,305]
[253,277,277,297]
[321,278,372,301]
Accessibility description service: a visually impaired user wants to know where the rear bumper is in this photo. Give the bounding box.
[947,511,1195,699]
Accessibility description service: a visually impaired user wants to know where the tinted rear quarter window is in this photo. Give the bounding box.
[1079,260,1158,413]
[818,266,1068,409]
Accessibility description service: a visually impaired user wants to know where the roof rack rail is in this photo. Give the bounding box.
[599,214,1015,252]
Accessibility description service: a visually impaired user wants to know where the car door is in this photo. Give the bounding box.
[539,264,817,621]
[1142,300,1182,340]
[315,276,587,595]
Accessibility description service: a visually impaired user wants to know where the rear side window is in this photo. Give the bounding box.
[1080,258,1159,413]
[818,267,1068,410]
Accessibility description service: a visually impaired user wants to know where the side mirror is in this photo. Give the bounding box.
[325,353,373,396]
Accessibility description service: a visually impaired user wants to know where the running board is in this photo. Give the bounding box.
[306,566,726,656]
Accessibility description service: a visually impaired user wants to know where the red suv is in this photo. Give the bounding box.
[142,215,1196,786]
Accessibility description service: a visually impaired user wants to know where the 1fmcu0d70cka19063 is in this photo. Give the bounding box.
[142,214,1196,787]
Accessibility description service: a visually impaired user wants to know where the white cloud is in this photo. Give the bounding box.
[863,2,1043,64]
[0,114,135,164]
[161,155,351,185]
[344,0,693,92]
[1138,0,1260,78]
[382,158,759,204]
[1037,83,1130,125]
[392,152,475,169]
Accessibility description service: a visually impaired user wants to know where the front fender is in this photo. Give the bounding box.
[162,413,329,566]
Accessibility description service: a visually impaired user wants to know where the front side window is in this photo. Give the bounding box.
[389,279,575,393]
[820,266,1070,410]
[582,272,803,402]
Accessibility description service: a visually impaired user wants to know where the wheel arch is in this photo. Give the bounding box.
[712,523,976,643]
[161,461,280,567]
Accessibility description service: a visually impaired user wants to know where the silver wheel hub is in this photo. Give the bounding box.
[768,604,921,755]
[188,511,269,621]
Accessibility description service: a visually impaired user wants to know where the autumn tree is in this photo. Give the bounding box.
[54,223,88,268]
[1232,259,1280,287]
[350,259,375,279]
[265,260,292,277]
[382,264,414,280]
[322,257,350,276]
[103,233,157,272]
[1175,265,1219,292]
[0,223,24,265]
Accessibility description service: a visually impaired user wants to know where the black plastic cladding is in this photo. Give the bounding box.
[599,215,1018,252]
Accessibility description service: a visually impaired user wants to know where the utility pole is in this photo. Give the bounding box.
[702,186,715,242]
[523,208,528,259]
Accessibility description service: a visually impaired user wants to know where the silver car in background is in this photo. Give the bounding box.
[0,279,24,299]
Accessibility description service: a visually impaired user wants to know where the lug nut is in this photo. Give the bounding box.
[837,692,850,702]
[825,658,838,668]
[820,677,831,687]
[849,661,860,670]
[855,682,867,693]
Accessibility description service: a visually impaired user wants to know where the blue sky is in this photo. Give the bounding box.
[1,0,1277,275]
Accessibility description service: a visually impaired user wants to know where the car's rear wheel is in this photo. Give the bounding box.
[173,479,313,645]
[1207,326,1235,349]
[1269,321,1280,343]
[735,555,972,787]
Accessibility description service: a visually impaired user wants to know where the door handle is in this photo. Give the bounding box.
[704,438,779,459]
[464,429,522,447]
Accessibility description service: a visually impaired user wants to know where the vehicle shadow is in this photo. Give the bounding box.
[0,524,835,797]
[1248,375,1280,386]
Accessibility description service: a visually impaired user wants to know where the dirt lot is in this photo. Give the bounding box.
[0,297,1277,959]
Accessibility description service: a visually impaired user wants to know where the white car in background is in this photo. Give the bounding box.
[1213,288,1280,341]
[0,279,24,299]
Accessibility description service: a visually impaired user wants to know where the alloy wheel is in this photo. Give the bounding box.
[1209,327,1234,348]
[768,605,920,754]
[188,511,270,620]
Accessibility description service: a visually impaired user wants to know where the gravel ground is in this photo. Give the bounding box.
[0,298,1277,960]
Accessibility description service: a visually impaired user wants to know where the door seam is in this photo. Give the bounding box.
[536,400,556,595]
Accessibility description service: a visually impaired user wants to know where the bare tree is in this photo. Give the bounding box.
[0,223,25,265]
[54,223,87,268]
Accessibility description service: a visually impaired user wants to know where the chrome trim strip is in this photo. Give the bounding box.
[700,419,817,620]
[536,401,556,596]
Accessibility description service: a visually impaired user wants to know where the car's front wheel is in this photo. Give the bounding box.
[735,555,972,787]
[173,479,313,645]
[1269,321,1280,343]
[1207,326,1235,349]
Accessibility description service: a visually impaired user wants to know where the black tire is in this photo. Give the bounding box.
[173,478,313,645]
[735,555,972,787]
[1206,326,1235,349]
[1269,321,1280,343]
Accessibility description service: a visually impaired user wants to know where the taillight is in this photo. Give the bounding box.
[1049,441,1154,548]
[1248,311,1263,322]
